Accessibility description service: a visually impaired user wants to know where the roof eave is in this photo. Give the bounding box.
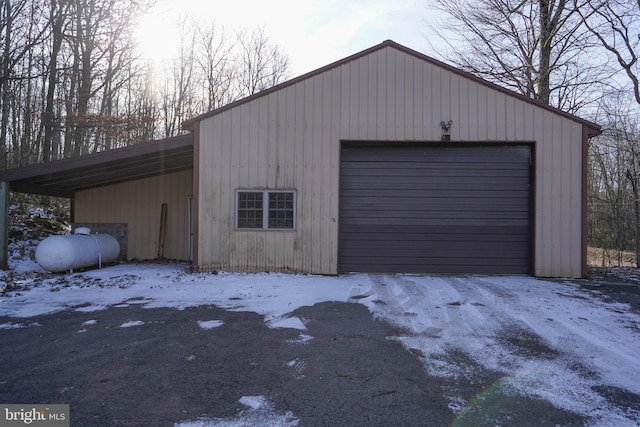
[0,133,194,198]
[0,133,193,182]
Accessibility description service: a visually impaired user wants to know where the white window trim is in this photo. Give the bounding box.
[236,190,296,230]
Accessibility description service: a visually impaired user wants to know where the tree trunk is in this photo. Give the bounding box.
[19,44,33,165]
[42,0,66,162]
[0,0,12,169]
[538,0,552,105]
[626,169,640,267]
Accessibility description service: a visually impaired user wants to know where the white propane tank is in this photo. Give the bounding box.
[35,229,120,273]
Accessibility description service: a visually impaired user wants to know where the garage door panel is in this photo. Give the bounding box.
[342,163,530,175]
[341,173,529,187]
[344,253,528,265]
[340,214,530,226]
[341,176,529,193]
[343,166,528,180]
[340,242,529,258]
[344,257,529,266]
[341,227,529,246]
[340,197,530,212]
[340,226,530,243]
[341,146,530,163]
[344,227,529,242]
[344,259,528,275]
[340,188,529,198]
[339,143,532,274]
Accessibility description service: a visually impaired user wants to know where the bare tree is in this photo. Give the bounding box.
[0,0,49,167]
[588,91,640,266]
[0,2,292,169]
[578,0,640,104]
[426,0,608,111]
[123,62,158,142]
[92,1,146,151]
[155,21,292,137]
[196,22,236,111]
[159,17,198,138]
[235,27,290,97]
[41,0,69,162]
[578,1,640,265]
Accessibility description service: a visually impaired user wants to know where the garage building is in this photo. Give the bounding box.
[0,40,600,277]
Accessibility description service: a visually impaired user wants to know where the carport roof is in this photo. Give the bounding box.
[0,134,193,198]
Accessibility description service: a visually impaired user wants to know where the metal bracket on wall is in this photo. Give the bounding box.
[440,120,453,141]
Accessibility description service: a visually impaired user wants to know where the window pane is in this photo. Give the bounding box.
[268,192,294,229]
[238,192,263,228]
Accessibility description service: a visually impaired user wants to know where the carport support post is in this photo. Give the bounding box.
[0,182,8,270]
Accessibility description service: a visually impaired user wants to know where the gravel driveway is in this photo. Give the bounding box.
[1,266,639,426]
[0,299,590,426]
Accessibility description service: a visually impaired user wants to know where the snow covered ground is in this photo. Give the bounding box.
[2,252,640,425]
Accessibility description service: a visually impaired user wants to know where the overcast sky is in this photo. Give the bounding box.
[136,0,443,76]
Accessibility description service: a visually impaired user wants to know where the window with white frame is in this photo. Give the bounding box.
[236,190,295,230]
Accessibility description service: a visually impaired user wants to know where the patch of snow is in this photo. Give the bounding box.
[267,316,307,330]
[9,253,41,273]
[0,264,368,320]
[175,396,298,427]
[0,321,40,330]
[75,305,108,313]
[286,333,314,345]
[120,320,144,328]
[197,320,224,330]
[125,298,152,305]
[79,319,97,332]
[0,322,24,330]
[238,395,269,410]
[446,395,467,414]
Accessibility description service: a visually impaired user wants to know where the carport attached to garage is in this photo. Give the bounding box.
[338,143,533,274]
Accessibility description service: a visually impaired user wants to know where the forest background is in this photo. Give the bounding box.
[1,0,639,267]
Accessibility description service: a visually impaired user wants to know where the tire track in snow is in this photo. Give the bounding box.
[361,275,640,425]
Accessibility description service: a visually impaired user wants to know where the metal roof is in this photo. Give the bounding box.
[0,134,193,198]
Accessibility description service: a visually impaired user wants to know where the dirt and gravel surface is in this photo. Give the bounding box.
[2,301,456,426]
[578,267,640,314]
[1,267,640,426]
[0,295,598,426]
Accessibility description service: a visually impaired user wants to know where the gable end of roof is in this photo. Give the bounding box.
[182,40,600,134]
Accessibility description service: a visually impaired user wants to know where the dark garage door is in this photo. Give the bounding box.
[338,143,532,274]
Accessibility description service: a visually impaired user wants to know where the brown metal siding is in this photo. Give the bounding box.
[74,170,193,261]
[339,143,531,274]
